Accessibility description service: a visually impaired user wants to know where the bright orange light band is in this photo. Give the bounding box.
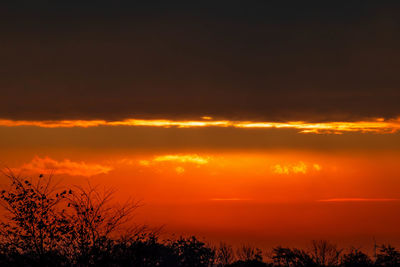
[0,117,399,134]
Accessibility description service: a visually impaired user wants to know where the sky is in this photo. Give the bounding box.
[1,1,400,251]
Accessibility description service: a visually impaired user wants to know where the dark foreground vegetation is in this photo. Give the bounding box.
[0,172,399,267]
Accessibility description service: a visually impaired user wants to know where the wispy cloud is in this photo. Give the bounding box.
[153,154,209,165]
[271,162,321,175]
[0,117,400,134]
[138,154,210,166]
[318,198,400,202]
[175,166,185,174]
[313,164,322,171]
[138,160,150,166]
[137,154,210,174]
[16,156,112,177]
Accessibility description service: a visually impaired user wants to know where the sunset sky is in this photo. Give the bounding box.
[1,1,400,251]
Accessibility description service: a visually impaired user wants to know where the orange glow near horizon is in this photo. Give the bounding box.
[7,151,400,203]
[1,117,400,134]
[3,149,400,249]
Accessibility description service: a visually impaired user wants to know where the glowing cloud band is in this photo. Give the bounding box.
[0,117,400,134]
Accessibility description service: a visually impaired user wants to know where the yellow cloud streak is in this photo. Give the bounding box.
[0,117,399,134]
[271,161,321,175]
[153,154,209,165]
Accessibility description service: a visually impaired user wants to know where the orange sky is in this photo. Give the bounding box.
[3,2,400,254]
[1,123,400,251]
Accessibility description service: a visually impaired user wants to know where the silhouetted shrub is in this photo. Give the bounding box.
[375,245,400,267]
[217,242,235,266]
[64,184,139,265]
[310,240,342,267]
[0,172,140,266]
[237,244,263,262]
[341,248,373,267]
[168,236,216,267]
[0,172,74,266]
[272,246,316,267]
[227,259,271,267]
[1,171,399,267]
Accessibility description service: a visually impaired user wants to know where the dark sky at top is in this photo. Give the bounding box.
[1,1,400,121]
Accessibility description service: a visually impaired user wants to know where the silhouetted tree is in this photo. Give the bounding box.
[0,171,140,266]
[64,183,139,265]
[272,246,316,267]
[168,236,216,267]
[237,244,263,262]
[227,259,271,267]
[341,248,373,267]
[310,240,342,267]
[101,233,177,266]
[217,242,235,266]
[375,245,400,267]
[227,245,268,267]
[0,171,72,266]
[4,170,400,267]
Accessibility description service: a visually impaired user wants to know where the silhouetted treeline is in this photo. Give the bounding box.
[1,172,399,267]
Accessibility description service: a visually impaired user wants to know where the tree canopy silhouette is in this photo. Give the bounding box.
[1,171,399,267]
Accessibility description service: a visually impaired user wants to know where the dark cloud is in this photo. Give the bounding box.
[1,1,400,121]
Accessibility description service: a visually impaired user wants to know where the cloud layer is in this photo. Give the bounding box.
[17,156,112,177]
[137,154,210,174]
[1,118,400,134]
[1,2,400,122]
[271,162,321,175]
